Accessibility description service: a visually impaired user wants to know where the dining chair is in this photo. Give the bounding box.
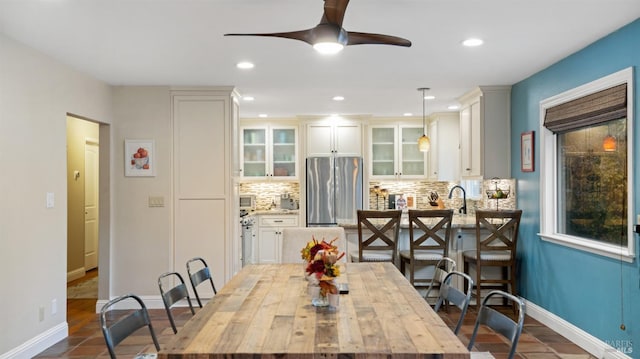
[399,209,453,289]
[158,271,195,334]
[186,257,217,308]
[350,210,402,265]
[433,271,473,335]
[100,293,160,359]
[424,256,457,305]
[468,290,525,359]
[463,209,522,309]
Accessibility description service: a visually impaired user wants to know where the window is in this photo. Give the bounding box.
[539,67,635,262]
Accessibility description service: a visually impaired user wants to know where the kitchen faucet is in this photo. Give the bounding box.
[448,185,467,214]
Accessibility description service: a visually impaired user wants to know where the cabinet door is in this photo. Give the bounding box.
[306,124,333,156]
[428,121,439,180]
[258,227,280,264]
[271,127,297,178]
[399,126,426,177]
[242,127,268,177]
[334,124,362,156]
[370,126,396,177]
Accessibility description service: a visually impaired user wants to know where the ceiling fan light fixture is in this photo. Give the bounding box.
[313,42,344,55]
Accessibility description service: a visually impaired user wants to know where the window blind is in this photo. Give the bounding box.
[544,83,627,133]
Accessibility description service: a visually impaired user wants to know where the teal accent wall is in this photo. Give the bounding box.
[511,18,640,351]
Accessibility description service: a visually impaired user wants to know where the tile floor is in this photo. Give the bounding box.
[34,297,597,358]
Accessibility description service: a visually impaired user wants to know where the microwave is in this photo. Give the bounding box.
[239,195,256,210]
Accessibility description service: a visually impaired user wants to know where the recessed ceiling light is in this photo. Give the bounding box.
[236,61,255,69]
[258,114,268,118]
[243,96,254,101]
[332,96,345,101]
[448,105,460,110]
[403,113,413,117]
[462,38,483,47]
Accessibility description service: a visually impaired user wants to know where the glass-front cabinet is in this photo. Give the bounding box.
[370,123,426,179]
[241,125,297,179]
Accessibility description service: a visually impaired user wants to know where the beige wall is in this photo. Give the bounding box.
[0,33,112,355]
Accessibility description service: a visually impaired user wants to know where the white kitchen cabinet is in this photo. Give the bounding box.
[369,122,427,179]
[458,86,511,179]
[428,112,460,181]
[306,122,362,157]
[241,125,298,180]
[256,214,299,264]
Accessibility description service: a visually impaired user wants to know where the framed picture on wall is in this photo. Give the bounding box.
[521,131,534,172]
[124,139,156,176]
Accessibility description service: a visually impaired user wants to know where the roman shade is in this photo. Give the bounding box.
[544,83,627,133]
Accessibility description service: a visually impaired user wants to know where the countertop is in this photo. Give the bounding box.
[339,214,477,230]
[247,209,300,216]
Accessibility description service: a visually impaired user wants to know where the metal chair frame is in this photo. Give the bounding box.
[424,257,457,303]
[433,271,473,335]
[158,271,196,334]
[186,257,217,308]
[468,290,525,359]
[100,293,160,359]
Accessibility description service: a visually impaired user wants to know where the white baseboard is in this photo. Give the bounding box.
[0,322,68,359]
[524,299,631,359]
[67,267,86,282]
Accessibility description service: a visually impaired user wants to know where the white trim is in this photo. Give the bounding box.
[67,267,86,282]
[525,299,632,359]
[538,67,635,260]
[0,322,67,359]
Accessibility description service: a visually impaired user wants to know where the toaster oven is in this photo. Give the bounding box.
[239,195,256,210]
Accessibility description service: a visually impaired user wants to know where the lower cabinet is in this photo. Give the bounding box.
[256,214,299,264]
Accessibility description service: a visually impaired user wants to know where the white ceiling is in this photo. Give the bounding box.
[1,0,638,119]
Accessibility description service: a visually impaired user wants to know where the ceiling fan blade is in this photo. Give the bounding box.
[321,0,350,27]
[346,31,412,47]
[224,29,314,45]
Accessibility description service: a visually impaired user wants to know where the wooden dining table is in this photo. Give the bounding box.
[158,262,470,358]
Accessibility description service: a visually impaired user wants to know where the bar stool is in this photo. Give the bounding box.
[350,210,402,266]
[463,209,522,309]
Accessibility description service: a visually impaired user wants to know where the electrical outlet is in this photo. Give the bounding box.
[39,306,45,321]
[51,299,57,315]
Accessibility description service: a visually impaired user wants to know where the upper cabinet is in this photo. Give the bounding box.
[369,122,427,179]
[306,122,362,157]
[241,124,298,180]
[428,112,460,181]
[458,86,511,179]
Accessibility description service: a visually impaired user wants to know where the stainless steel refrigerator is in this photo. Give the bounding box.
[306,156,363,226]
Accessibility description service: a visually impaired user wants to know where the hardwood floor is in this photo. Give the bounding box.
[35,274,597,358]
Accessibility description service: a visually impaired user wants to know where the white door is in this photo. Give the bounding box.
[84,140,99,270]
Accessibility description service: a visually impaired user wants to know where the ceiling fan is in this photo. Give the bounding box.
[224,0,411,54]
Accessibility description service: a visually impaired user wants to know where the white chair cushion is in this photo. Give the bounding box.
[350,250,394,262]
[463,250,511,261]
[399,250,443,261]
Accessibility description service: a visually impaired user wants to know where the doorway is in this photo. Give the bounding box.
[66,116,99,300]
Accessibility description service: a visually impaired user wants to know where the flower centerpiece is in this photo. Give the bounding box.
[301,237,344,306]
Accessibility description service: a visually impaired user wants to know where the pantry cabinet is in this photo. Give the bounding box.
[369,122,427,179]
[458,86,511,179]
[428,112,460,181]
[306,122,362,157]
[256,214,299,264]
[241,125,298,180]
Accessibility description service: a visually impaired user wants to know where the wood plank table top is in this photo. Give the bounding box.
[158,262,470,358]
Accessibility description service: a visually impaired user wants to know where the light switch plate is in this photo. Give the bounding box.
[46,192,54,208]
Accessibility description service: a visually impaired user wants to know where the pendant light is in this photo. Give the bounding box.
[417,87,431,152]
[603,124,617,152]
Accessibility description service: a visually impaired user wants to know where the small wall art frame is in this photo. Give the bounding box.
[124,139,156,176]
[521,131,534,172]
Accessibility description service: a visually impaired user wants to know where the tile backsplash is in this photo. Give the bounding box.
[240,182,300,210]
